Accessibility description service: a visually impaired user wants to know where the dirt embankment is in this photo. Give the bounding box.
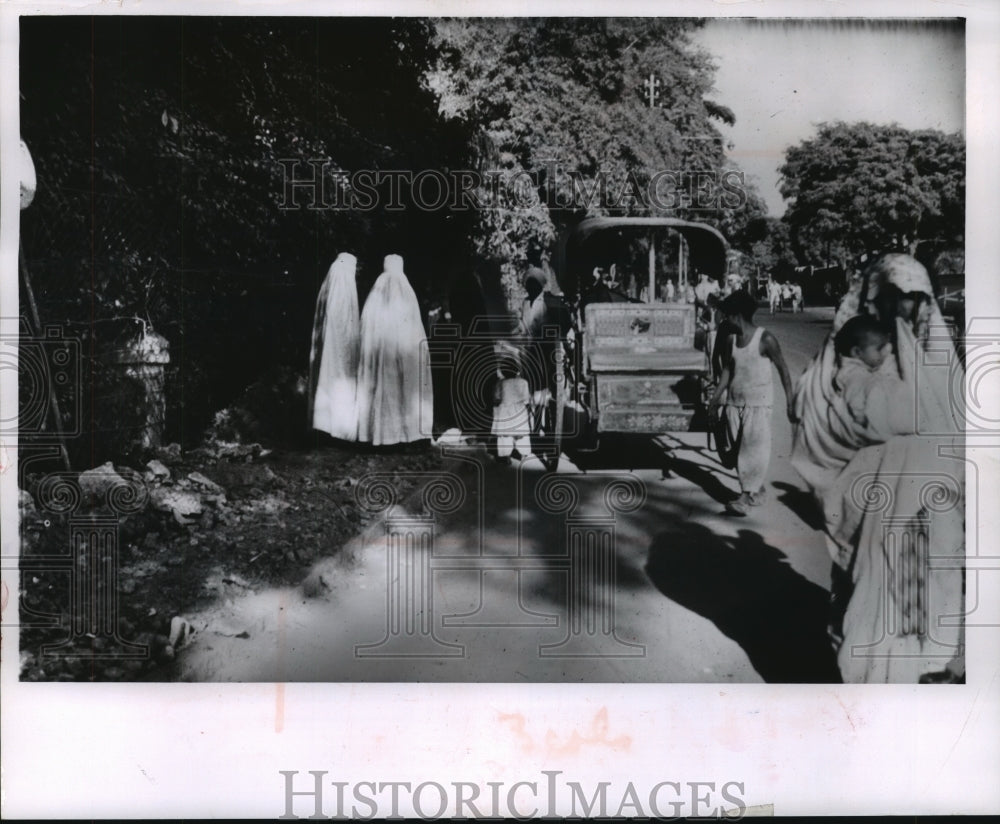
[18,440,442,681]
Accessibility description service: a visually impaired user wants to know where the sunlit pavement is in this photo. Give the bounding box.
[174,307,840,683]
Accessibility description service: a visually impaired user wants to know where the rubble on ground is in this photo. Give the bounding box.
[77,461,128,503]
[193,439,269,462]
[149,486,205,526]
[155,442,183,463]
[17,433,444,683]
[144,459,171,482]
[19,488,36,519]
[187,471,224,494]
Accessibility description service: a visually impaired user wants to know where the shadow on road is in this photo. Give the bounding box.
[772,480,826,532]
[645,523,841,683]
[661,454,737,506]
[567,436,739,509]
[568,433,673,473]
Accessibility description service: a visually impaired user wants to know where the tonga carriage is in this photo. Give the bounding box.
[534,216,728,471]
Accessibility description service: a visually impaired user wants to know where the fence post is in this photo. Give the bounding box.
[112,329,170,454]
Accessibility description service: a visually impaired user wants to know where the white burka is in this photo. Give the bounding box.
[309,252,360,440]
[356,255,433,444]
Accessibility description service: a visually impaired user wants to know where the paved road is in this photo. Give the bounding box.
[175,307,840,683]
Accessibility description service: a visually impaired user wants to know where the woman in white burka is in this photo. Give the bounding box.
[356,254,433,445]
[309,252,361,440]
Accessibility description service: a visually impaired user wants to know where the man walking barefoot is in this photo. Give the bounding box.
[710,291,798,515]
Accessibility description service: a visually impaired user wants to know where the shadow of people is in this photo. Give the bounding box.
[660,455,737,505]
[569,434,672,473]
[645,523,841,683]
[568,435,738,507]
[449,464,658,620]
[772,480,826,531]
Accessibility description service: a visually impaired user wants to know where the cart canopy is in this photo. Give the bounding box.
[558,216,728,296]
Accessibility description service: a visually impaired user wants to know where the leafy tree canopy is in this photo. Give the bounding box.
[20,16,474,446]
[428,18,757,298]
[730,216,798,277]
[779,121,964,267]
[20,16,764,453]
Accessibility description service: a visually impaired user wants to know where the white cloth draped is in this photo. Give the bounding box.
[20,139,36,210]
[355,255,433,445]
[791,255,964,682]
[310,253,360,440]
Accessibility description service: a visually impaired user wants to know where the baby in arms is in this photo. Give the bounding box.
[833,314,917,441]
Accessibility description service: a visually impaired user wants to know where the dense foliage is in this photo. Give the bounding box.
[20,17,476,458]
[31,19,949,462]
[430,18,752,300]
[732,216,798,280]
[779,121,965,268]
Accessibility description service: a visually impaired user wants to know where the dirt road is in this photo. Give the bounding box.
[173,307,839,682]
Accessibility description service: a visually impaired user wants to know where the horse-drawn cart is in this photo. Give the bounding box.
[582,302,707,435]
[536,216,728,470]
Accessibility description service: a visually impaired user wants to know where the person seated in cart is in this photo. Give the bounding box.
[724,272,744,296]
[580,266,608,308]
[605,264,641,303]
[581,265,637,308]
[694,271,720,305]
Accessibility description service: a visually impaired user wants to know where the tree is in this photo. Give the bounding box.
[20,17,475,454]
[429,18,751,305]
[779,122,965,267]
[717,182,770,254]
[20,16,766,458]
[734,216,798,277]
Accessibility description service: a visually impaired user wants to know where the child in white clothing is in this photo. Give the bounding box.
[492,356,532,462]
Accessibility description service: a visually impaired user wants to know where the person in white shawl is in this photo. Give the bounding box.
[792,254,964,683]
[355,254,433,445]
[309,252,361,440]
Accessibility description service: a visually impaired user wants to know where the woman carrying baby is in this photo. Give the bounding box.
[792,254,965,683]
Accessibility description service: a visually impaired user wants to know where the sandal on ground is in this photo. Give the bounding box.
[725,493,752,516]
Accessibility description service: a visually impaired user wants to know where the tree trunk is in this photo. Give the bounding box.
[500,263,524,317]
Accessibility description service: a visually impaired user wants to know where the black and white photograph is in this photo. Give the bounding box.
[2,1,998,818]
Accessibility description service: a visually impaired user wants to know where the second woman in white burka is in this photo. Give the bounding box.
[310,252,361,440]
[356,254,433,445]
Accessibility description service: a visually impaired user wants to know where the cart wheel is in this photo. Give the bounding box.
[539,342,566,472]
[539,399,563,473]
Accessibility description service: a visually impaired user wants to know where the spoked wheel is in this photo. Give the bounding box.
[538,398,564,473]
[537,340,567,473]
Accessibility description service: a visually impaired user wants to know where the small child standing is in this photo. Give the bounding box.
[711,291,798,515]
[492,355,532,463]
[833,314,915,440]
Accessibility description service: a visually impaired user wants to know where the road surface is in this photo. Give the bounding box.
[173,307,840,682]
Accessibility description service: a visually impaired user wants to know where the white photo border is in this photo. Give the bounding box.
[2,0,998,818]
